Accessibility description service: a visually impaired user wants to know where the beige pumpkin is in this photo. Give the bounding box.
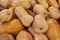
[15,6,33,27]
[0,8,13,23]
[11,0,31,9]
[28,27,48,40]
[37,0,49,8]
[32,15,48,33]
[0,0,12,8]
[47,0,59,8]
[48,6,60,19]
[33,5,48,17]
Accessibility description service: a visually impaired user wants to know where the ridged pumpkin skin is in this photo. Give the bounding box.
[45,18,60,40]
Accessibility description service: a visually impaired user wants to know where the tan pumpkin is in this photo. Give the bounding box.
[0,0,12,8]
[33,5,48,17]
[37,0,49,8]
[11,0,31,9]
[32,15,48,33]
[16,30,33,40]
[47,0,59,8]
[15,6,33,27]
[48,6,60,19]
[28,27,48,40]
[0,8,13,23]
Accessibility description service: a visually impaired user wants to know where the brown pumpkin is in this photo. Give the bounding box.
[45,18,60,40]
[0,19,24,35]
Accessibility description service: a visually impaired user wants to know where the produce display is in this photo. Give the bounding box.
[0,0,60,40]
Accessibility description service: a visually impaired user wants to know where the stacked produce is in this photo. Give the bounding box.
[0,0,60,40]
